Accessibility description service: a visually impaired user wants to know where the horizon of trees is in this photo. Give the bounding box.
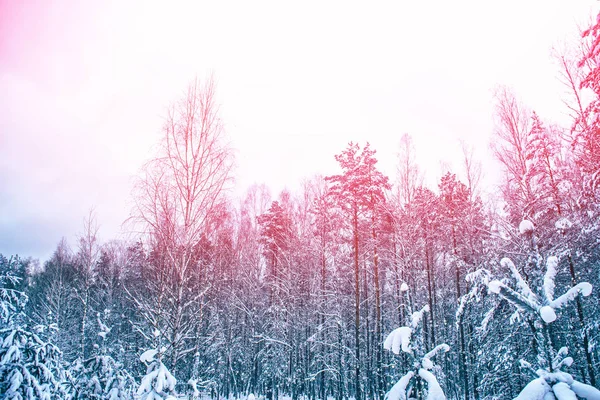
[2,13,600,400]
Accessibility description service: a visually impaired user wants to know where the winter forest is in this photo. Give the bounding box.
[4,9,600,400]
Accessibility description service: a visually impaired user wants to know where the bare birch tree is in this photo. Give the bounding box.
[129,76,234,375]
[75,210,101,359]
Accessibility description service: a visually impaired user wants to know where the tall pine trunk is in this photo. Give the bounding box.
[372,218,383,400]
[353,206,361,400]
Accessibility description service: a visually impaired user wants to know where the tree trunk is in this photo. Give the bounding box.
[353,207,362,400]
[453,226,470,400]
[568,254,596,386]
[372,222,383,400]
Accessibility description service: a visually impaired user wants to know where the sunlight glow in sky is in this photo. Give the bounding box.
[1,0,598,260]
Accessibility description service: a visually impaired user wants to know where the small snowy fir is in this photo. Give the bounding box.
[137,348,177,400]
[0,256,28,327]
[97,312,111,339]
[513,354,600,400]
[68,355,136,400]
[188,378,200,399]
[384,284,449,400]
[480,253,596,400]
[67,313,136,399]
[0,261,66,399]
[519,219,535,235]
[0,327,66,399]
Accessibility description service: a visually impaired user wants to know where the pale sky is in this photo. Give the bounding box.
[1,0,598,261]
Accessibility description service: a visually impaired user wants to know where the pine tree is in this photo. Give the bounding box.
[326,142,390,400]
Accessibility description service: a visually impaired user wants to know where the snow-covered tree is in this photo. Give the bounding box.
[137,348,177,400]
[577,12,600,191]
[384,284,449,400]
[0,327,67,399]
[477,254,598,400]
[66,312,136,399]
[0,255,67,399]
[1,255,28,328]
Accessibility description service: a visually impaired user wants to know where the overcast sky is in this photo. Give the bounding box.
[1,0,598,261]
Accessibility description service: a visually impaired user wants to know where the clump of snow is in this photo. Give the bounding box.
[384,326,412,354]
[555,218,573,230]
[557,347,568,357]
[488,280,502,294]
[552,351,574,370]
[387,371,414,400]
[570,381,600,400]
[418,368,446,400]
[153,328,161,338]
[140,349,158,363]
[544,257,558,302]
[553,382,577,400]
[7,369,23,394]
[561,357,574,368]
[500,257,515,269]
[539,306,557,323]
[519,219,535,235]
[514,378,550,400]
[400,282,409,292]
[422,358,433,370]
[248,394,256,400]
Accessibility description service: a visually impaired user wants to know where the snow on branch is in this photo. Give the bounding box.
[424,344,450,362]
[487,279,540,314]
[543,256,558,302]
[500,257,536,302]
[418,369,446,400]
[550,283,593,310]
[411,304,429,328]
[384,326,412,355]
[483,250,597,400]
[519,219,535,235]
[384,283,448,400]
[386,372,414,400]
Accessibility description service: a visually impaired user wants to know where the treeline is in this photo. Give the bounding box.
[2,14,600,400]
